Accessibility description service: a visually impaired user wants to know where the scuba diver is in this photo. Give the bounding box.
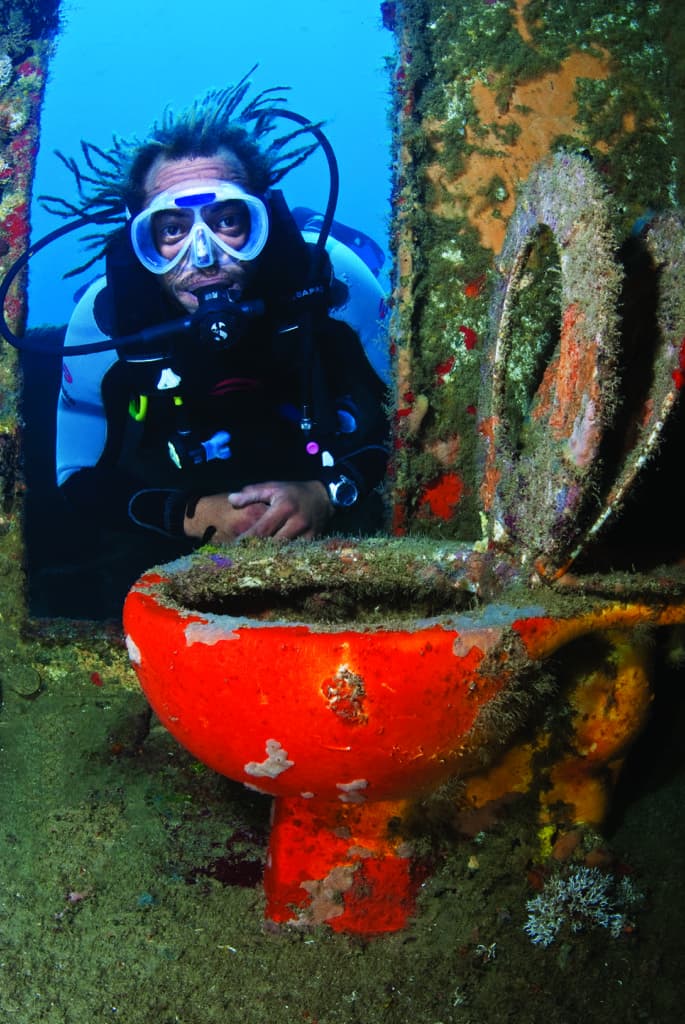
[41,77,391,555]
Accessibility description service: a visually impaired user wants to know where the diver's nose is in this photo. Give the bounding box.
[190,223,217,269]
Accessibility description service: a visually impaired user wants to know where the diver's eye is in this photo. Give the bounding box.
[152,211,193,249]
[205,201,250,245]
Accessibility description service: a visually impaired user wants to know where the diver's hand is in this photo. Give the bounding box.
[227,480,334,540]
[183,494,268,544]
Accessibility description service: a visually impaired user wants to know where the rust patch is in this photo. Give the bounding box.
[322,665,368,724]
[428,49,612,252]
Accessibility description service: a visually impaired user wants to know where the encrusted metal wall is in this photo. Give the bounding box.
[391,0,684,558]
[1,5,134,688]
[0,3,58,687]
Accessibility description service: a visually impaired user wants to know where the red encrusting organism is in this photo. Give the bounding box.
[458,325,478,350]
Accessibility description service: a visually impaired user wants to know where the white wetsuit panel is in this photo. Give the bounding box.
[302,231,390,385]
[56,276,117,486]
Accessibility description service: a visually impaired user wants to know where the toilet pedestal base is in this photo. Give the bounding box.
[263,795,424,934]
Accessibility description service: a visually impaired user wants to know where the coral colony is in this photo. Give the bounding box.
[523,867,643,947]
[0,47,45,343]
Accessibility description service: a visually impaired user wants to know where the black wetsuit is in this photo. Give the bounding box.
[56,222,391,544]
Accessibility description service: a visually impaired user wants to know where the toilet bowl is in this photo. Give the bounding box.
[123,538,505,932]
[122,538,685,933]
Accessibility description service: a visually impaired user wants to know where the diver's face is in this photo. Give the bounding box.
[142,151,257,312]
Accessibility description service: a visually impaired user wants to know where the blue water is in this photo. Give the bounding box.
[28,0,393,326]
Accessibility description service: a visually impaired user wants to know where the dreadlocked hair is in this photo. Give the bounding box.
[39,67,322,276]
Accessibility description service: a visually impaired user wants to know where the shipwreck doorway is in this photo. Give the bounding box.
[21,0,395,618]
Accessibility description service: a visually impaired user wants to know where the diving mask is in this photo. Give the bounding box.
[130,180,270,274]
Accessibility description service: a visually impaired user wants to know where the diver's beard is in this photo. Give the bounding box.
[176,266,247,294]
[164,260,251,311]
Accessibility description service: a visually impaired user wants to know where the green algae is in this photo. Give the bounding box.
[498,225,562,441]
[0,1,60,55]
[149,535,685,632]
[159,536,481,625]
[392,0,683,545]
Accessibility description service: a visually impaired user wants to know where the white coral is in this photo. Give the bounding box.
[244,738,294,778]
[524,867,641,947]
[0,54,12,92]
